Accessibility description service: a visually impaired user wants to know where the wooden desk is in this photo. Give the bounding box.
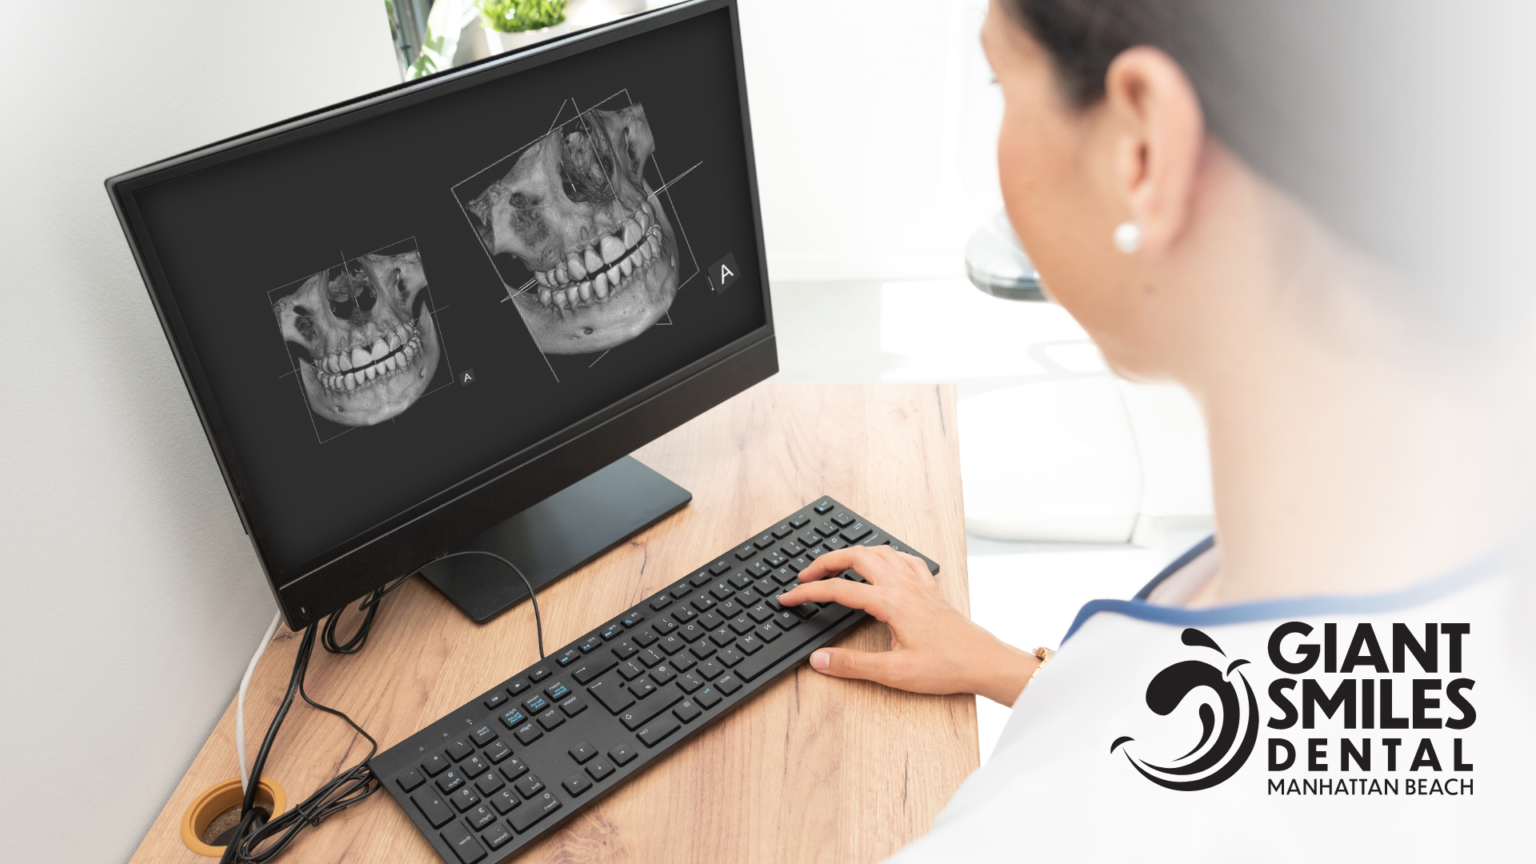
[131,383,977,863]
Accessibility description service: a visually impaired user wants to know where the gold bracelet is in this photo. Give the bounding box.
[1028,646,1054,682]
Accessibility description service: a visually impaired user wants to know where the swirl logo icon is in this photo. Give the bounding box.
[1111,628,1259,791]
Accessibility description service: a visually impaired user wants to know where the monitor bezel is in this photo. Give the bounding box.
[104,0,775,629]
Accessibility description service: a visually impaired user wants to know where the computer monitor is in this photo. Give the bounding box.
[106,0,774,629]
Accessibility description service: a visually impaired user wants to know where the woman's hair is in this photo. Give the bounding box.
[1001,0,1533,344]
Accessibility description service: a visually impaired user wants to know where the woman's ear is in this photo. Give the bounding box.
[1102,46,1206,256]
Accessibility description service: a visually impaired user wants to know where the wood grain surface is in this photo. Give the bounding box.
[129,383,977,863]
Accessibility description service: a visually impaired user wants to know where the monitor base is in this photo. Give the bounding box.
[419,456,691,624]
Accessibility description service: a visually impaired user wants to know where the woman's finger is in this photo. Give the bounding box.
[807,646,904,688]
[778,577,894,621]
[797,546,914,588]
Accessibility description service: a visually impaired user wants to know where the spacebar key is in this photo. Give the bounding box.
[735,605,858,681]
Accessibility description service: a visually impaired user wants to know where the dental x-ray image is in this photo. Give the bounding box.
[269,238,452,438]
[454,93,699,362]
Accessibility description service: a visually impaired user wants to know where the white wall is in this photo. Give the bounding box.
[0,3,399,861]
[0,2,989,860]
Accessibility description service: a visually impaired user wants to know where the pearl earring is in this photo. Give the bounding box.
[1113,221,1141,254]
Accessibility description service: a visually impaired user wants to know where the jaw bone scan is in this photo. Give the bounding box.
[271,241,445,431]
[458,98,694,359]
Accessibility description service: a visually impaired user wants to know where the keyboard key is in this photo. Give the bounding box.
[715,673,743,695]
[696,659,725,679]
[637,715,683,747]
[652,616,678,635]
[563,772,593,796]
[538,708,565,731]
[813,500,835,514]
[412,791,454,827]
[634,628,659,647]
[467,803,496,830]
[650,664,677,685]
[616,659,645,680]
[689,640,716,661]
[470,725,498,747]
[674,699,702,723]
[790,514,811,528]
[621,611,646,628]
[499,708,528,730]
[672,605,698,623]
[757,621,783,642]
[658,634,687,655]
[440,821,487,863]
[690,593,717,612]
[748,602,775,622]
[697,611,725,630]
[816,521,838,537]
[798,530,821,548]
[475,771,505,796]
[599,622,624,641]
[437,770,465,793]
[753,577,777,596]
[514,723,542,745]
[571,657,616,684]
[489,788,520,815]
[774,610,800,631]
[544,681,571,701]
[555,649,580,667]
[461,755,489,778]
[840,522,873,544]
[649,594,674,611]
[586,757,615,781]
[830,510,855,528]
[747,561,772,577]
[484,740,513,763]
[717,599,743,618]
[823,536,848,551]
[729,615,755,634]
[560,695,587,716]
[734,589,757,607]
[619,683,684,730]
[773,567,799,585]
[780,540,805,558]
[422,754,449,776]
[499,758,528,781]
[484,692,507,710]
[736,635,763,655]
[754,533,776,549]
[513,773,544,799]
[708,559,732,575]
[737,604,860,681]
[728,571,755,589]
[677,671,706,693]
[523,695,550,714]
[568,740,597,763]
[482,823,513,850]
[765,551,788,568]
[691,569,716,586]
[578,635,603,653]
[398,769,425,792]
[695,686,722,708]
[628,678,656,700]
[672,652,697,672]
[709,581,735,600]
[717,647,745,667]
[805,546,826,560]
[709,627,735,647]
[637,648,664,667]
[609,744,638,766]
[734,543,758,560]
[450,787,480,812]
[669,581,694,599]
[612,640,638,660]
[677,621,706,642]
[773,524,795,539]
[527,668,550,683]
[788,556,811,573]
[509,792,561,833]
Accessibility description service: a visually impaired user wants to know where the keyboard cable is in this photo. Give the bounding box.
[222,552,545,861]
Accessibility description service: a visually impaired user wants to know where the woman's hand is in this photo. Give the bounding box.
[779,545,1040,706]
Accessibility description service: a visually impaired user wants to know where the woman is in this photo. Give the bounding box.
[780,1,1530,858]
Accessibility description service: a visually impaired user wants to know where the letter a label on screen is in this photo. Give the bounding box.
[708,253,741,294]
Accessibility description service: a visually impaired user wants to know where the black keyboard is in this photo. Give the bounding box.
[373,497,938,863]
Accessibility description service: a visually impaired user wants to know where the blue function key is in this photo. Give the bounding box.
[555,649,581,667]
[600,622,625,640]
[578,635,603,653]
[621,610,646,628]
[499,709,527,730]
[544,681,570,701]
[813,500,835,514]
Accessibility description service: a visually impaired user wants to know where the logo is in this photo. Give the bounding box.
[1111,628,1260,791]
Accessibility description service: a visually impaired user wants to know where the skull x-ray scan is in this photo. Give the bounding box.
[459,102,682,356]
[270,241,444,429]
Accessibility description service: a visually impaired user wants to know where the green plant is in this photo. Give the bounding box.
[477,0,567,34]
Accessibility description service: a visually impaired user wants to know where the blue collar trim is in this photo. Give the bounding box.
[1060,548,1505,644]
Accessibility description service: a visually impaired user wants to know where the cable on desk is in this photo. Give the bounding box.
[320,573,414,655]
[430,549,546,658]
[237,610,283,794]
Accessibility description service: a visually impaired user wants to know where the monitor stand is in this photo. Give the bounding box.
[419,456,691,624]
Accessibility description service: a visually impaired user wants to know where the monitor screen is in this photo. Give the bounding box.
[111,0,771,615]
